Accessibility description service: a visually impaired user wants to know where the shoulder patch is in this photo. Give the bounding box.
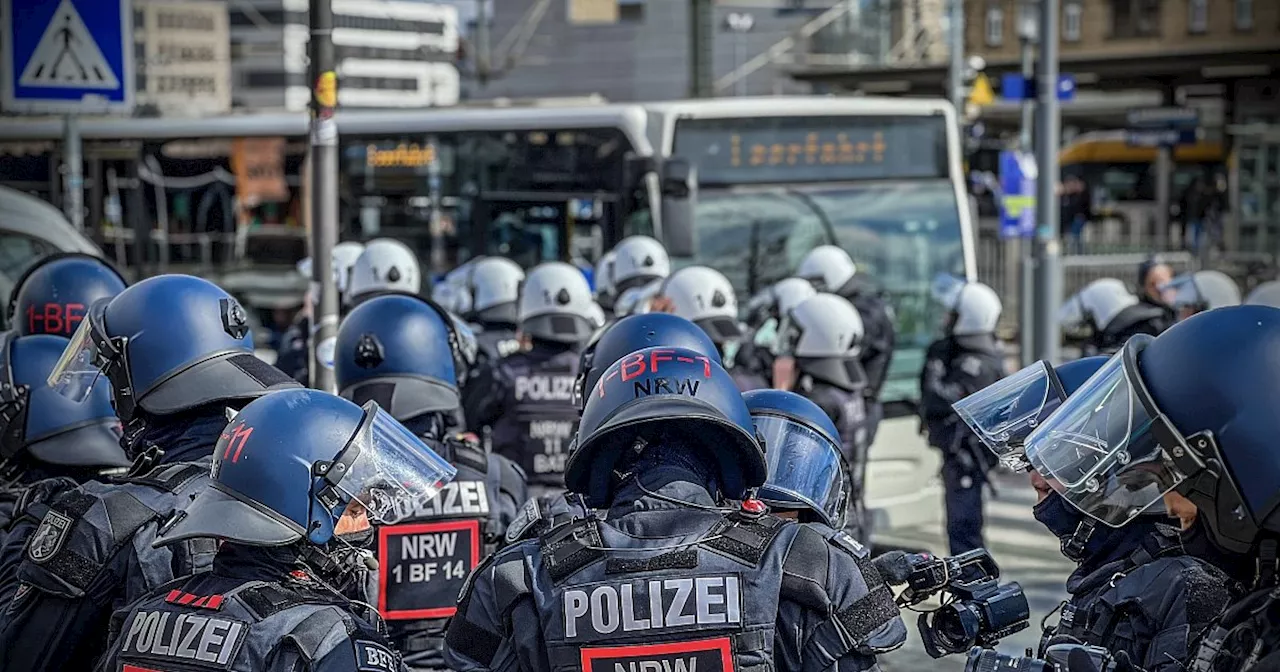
[505,497,543,544]
[959,355,983,378]
[831,531,869,559]
[354,640,399,672]
[27,509,72,563]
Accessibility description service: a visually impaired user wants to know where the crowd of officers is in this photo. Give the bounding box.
[0,235,1274,672]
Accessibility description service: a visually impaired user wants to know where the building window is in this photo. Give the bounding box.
[1063,2,1083,41]
[985,5,1004,46]
[619,0,644,23]
[1111,0,1161,38]
[1188,0,1208,33]
[1235,0,1253,30]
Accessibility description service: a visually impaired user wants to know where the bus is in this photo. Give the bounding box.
[0,97,974,531]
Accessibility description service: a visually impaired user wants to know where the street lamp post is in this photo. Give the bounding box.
[724,12,755,97]
[1017,1,1037,366]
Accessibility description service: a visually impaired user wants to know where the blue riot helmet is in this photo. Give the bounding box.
[1024,306,1280,556]
[744,389,847,528]
[565,345,766,507]
[571,312,719,413]
[334,294,461,422]
[7,253,127,337]
[0,333,129,477]
[155,389,456,548]
[953,356,1108,470]
[46,274,299,424]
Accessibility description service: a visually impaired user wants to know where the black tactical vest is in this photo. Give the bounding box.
[1190,582,1280,672]
[102,573,400,672]
[475,327,522,364]
[489,348,580,488]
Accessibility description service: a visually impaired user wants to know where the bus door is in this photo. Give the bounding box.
[470,191,619,268]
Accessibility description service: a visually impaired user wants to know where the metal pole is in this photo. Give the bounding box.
[63,115,84,231]
[1154,86,1175,251]
[948,0,964,120]
[1033,0,1061,364]
[476,0,490,83]
[735,31,746,97]
[1017,30,1035,366]
[689,0,714,98]
[308,0,340,392]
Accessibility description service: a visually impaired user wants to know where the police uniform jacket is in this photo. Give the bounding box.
[95,543,406,672]
[919,334,1004,458]
[839,285,895,402]
[442,467,907,672]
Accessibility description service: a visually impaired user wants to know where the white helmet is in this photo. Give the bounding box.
[594,250,618,301]
[772,277,818,318]
[661,266,743,344]
[796,245,857,294]
[1162,270,1241,314]
[778,293,866,390]
[585,302,607,329]
[950,281,1003,336]
[1245,280,1280,308]
[1058,278,1138,332]
[518,262,598,343]
[464,256,525,324]
[347,238,421,303]
[296,241,366,297]
[613,279,663,318]
[611,235,670,293]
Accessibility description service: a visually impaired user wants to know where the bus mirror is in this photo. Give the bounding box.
[661,158,698,257]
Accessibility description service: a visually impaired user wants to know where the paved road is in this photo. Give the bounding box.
[876,470,1076,671]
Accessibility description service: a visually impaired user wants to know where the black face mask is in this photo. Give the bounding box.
[1032,492,1094,562]
[1181,516,1255,587]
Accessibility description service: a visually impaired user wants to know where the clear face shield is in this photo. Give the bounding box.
[755,414,847,527]
[48,300,128,410]
[953,361,1067,470]
[930,273,966,310]
[315,402,457,528]
[1023,336,1185,527]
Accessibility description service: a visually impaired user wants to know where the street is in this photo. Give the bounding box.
[878,470,1075,671]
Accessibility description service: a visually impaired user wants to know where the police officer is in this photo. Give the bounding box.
[334,293,528,670]
[450,257,526,418]
[796,245,896,446]
[593,250,618,317]
[955,357,1234,671]
[0,274,300,671]
[1136,256,1176,333]
[0,334,131,588]
[1160,270,1241,321]
[772,293,874,544]
[659,265,761,390]
[920,276,1005,555]
[94,388,457,672]
[443,345,906,671]
[572,313,720,414]
[738,278,817,393]
[466,262,596,499]
[347,238,423,309]
[5,252,126,337]
[278,241,366,383]
[1059,278,1169,355]
[610,235,669,297]
[1017,306,1280,672]
[1245,280,1280,307]
[745,389,848,529]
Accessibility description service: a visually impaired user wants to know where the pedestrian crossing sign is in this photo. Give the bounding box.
[1,0,133,113]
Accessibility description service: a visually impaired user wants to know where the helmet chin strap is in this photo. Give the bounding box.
[1062,518,1096,562]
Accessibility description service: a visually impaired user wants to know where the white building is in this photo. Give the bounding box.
[229,0,460,111]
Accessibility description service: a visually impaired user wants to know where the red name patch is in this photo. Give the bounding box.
[581,637,734,672]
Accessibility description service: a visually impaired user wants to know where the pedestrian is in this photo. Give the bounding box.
[334,293,529,670]
[93,389,457,672]
[0,274,300,671]
[1060,175,1092,254]
[5,252,126,337]
[920,275,1004,555]
[443,345,906,671]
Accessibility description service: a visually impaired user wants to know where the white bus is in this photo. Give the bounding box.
[0,97,974,531]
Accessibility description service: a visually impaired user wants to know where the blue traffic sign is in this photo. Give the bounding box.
[999,150,1037,239]
[1,0,132,113]
[1000,74,1076,102]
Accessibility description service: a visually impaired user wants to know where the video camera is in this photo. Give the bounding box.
[876,548,1031,658]
[963,643,1118,672]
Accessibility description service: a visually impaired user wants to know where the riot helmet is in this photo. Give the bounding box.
[335,294,463,423]
[0,333,129,479]
[1161,270,1241,318]
[932,274,1002,336]
[612,278,663,318]
[565,345,765,507]
[572,312,719,413]
[459,256,524,325]
[1245,280,1280,308]
[347,238,421,305]
[1058,278,1139,333]
[47,274,300,423]
[745,389,847,528]
[611,235,670,294]
[660,265,743,344]
[1023,306,1280,558]
[7,253,126,337]
[775,293,866,391]
[594,250,618,307]
[796,245,857,295]
[518,262,598,344]
[155,389,455,548]
[297,241,366,304]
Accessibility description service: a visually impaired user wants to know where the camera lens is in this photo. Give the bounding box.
[964,647,1052,672]
[935,602,983,652]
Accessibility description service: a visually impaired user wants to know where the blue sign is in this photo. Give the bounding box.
[1124,129,1198,148]
[1,0,132,113]
[1126,107,1199,130]
[1000,74,1076,102]
[999,150,1037,239]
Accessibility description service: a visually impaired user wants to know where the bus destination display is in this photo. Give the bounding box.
[673,115,947,185]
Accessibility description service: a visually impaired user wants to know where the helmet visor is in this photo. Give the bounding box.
[931,273,967,310]
[47,307,109,402]
[756,414,846,527]
[953,360,1066,467]
[1024,338,1186,527]
[331,403,458,526]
